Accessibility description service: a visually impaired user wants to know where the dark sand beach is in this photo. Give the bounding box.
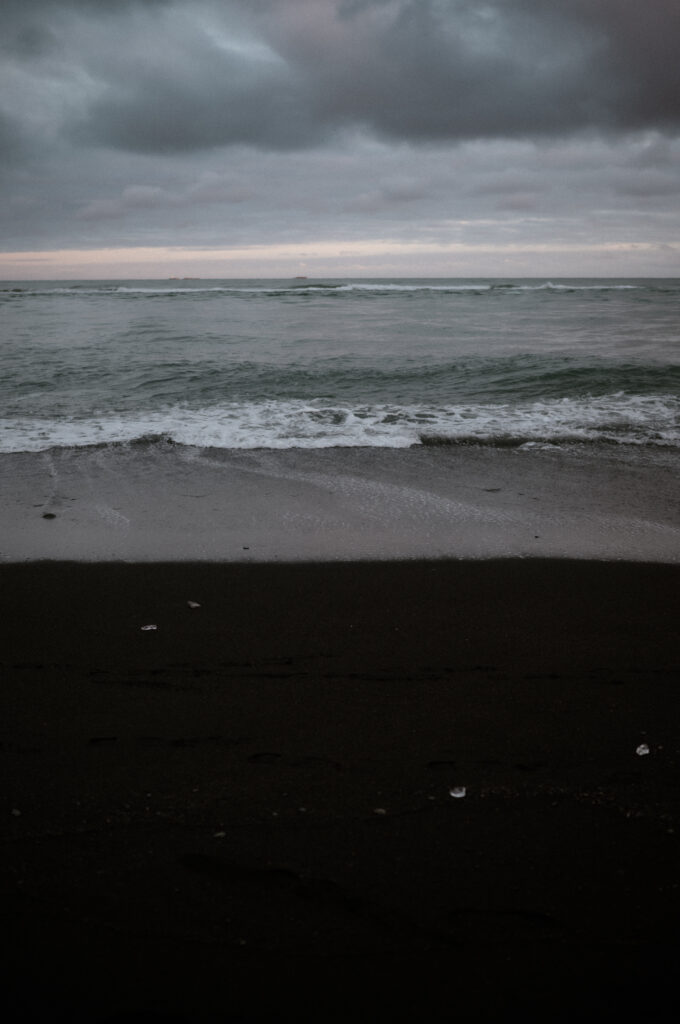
[2,558,679,1021]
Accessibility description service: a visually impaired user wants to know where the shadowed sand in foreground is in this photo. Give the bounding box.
[2,558,679,1021]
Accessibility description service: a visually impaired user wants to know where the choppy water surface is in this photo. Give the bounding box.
[1,277,678,451]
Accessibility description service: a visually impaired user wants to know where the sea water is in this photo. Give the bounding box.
[1,278,678,561]
[1,278,678,452]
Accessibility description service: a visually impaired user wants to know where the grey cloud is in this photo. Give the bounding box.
[493,193,541,213]
[3,0,170,14]
[563,0,680,128]
[471,172,544,198]
[342,178,429,214]
[612,169,680,200]
[1,0,679,275]
[4,0,675,159]
[76,176,258,222]
[1,24,59,59]
[78,50,319,153]
[1,0,172,37]
[236,0,680,141]
[0,110,30,165]
[0,0,675,165]
[76,185,179,221]
[2,129,679,261]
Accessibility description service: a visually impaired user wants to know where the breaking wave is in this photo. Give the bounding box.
[1,392,677,453]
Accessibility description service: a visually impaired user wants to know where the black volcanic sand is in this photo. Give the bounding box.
[2,559,679,1022]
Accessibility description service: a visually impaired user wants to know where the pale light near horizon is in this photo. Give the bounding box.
[1,240,676,280]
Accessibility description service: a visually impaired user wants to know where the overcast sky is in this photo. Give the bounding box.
[1,0,679,277]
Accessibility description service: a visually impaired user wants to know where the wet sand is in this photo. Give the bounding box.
[2,558,680,1021]
[2,443,679,562]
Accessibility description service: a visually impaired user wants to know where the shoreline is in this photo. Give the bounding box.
[2,443,679,563]
[3,557,679,1020]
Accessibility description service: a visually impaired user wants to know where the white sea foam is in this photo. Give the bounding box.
[328,282,492,292]
[1,393,677,453]
[1,280,643,298]
[513,282,640,291]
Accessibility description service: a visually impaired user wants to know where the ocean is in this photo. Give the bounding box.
[1,277,679,562]
[2,277,679,452]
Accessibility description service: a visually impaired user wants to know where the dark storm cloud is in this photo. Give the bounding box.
[1,0,171,40]
[76,38,320,152]
[79,0,680,154]
[1,0,679,278]
[2,0,679,159]
[2,0,170,14]
[277,0,680,138]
